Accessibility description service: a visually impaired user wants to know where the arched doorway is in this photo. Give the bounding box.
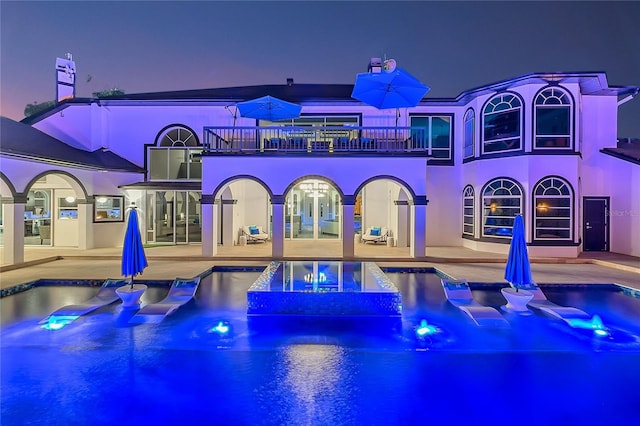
[285,178,341,240]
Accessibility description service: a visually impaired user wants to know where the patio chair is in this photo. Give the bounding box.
[441,279,510,328]
[129,277,201,324]
[361,226,388,244]
[242,225,269,243]
[39,278,128,324]
[517,282,591,321]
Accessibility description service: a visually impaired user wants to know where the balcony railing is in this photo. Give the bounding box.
[203,126,432,155]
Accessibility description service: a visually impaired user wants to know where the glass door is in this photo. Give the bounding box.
[147,190,201,244]
[288,179,340,240]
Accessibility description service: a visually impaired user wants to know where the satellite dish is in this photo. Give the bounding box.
[383,59,397,73]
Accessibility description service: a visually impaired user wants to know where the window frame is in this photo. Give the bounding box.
[532,176,573,241]
[409,113,454,164]
[462,185,475,237]
[463,109,475,159]
[481,178,523,239]
[533,86,573,150]
[94,195,125,223]
[149,125,203,181]
[481,93,523,156]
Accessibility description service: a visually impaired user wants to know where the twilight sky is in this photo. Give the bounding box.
[1,1,639,137]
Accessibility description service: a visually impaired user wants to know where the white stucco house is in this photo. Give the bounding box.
[1,71,638,265]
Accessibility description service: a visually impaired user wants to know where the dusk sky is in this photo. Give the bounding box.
[1,1,639,137]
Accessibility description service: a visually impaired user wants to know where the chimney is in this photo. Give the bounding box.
[368,58,382,73]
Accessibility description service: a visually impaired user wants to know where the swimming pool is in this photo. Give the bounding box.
[2,267,640,425]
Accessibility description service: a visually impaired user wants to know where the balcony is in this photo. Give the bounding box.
[203,126,432,156]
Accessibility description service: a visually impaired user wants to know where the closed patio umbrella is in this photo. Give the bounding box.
[504,214,534,291]
[121,205,148,289]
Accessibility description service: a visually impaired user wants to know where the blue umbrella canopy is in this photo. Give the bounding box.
[351,68,430,110]
[504,215,533,289]
[236,95,302,121]
[121,206,148,288]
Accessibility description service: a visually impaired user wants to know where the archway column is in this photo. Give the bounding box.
[411,196,428,258]
[2,197,25,265]
[77,200,93,250]
[342,195,356,258]
[201,195,217,256]
[271,195,284,259]
[221,199,236,247]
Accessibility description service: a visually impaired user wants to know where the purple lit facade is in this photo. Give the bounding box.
[1,72,638,263]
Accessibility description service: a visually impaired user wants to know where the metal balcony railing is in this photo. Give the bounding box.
[203,126,432,155]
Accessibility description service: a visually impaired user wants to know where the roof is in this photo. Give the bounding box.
[0,116,145,173]
[601,139,640,165]
[22,72,639,124]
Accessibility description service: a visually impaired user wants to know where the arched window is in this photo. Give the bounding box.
[463,109,475,159]
[533,176,573,240]
[158,125,199,147]
[534,87,572,149]
[482,93,522,154]
[463,185,475,236]
[482,178,522,238]
[149,125,202,181]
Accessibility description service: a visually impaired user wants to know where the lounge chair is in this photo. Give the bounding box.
[517,282,591,321]
[39,278,127,324]
[361,226,388,244]
[242,225,269,243]
[441,279,510,328]
[129,277,201,324]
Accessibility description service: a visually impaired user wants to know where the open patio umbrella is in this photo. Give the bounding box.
[121,205,148,289]
[236,95,302,122]
[504,214,533,291]
[351,68,430,110]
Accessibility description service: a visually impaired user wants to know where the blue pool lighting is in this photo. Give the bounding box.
[211,321,230,335]
[40,315,79,330]
[415,319,438,337]
[567,314,610,337]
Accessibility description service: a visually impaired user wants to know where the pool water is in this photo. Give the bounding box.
[2,268,640,425]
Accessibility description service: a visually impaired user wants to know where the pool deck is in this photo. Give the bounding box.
[1,242,638,290]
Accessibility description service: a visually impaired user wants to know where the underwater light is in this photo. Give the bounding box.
[415,319,438,337]
[211,321,230,335]
[567,315,610,337]
[41,315,79,330]
[567,314,604,330]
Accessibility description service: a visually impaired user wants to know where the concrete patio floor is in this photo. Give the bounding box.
[1,241,638,290]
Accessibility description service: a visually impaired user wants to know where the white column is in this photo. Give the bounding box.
[221,200,235,247]
[411,202,427,258]
[342,202,355,258]
[271,202,284,258]
[2,201,25,265]
[201,202,217,256]
[77,202,93,250]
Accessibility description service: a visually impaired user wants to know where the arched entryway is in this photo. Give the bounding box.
[285,178,341,240]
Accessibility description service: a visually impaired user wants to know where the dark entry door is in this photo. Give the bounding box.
[583,197,609,251]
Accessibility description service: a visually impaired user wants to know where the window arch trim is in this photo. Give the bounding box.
[481,177,524,239]
[154,124,201,147]
[463,108,475,159]
[532,85,575,151]
[481,91,525,156]
[532,175,574,241]
[462,184,475,237]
